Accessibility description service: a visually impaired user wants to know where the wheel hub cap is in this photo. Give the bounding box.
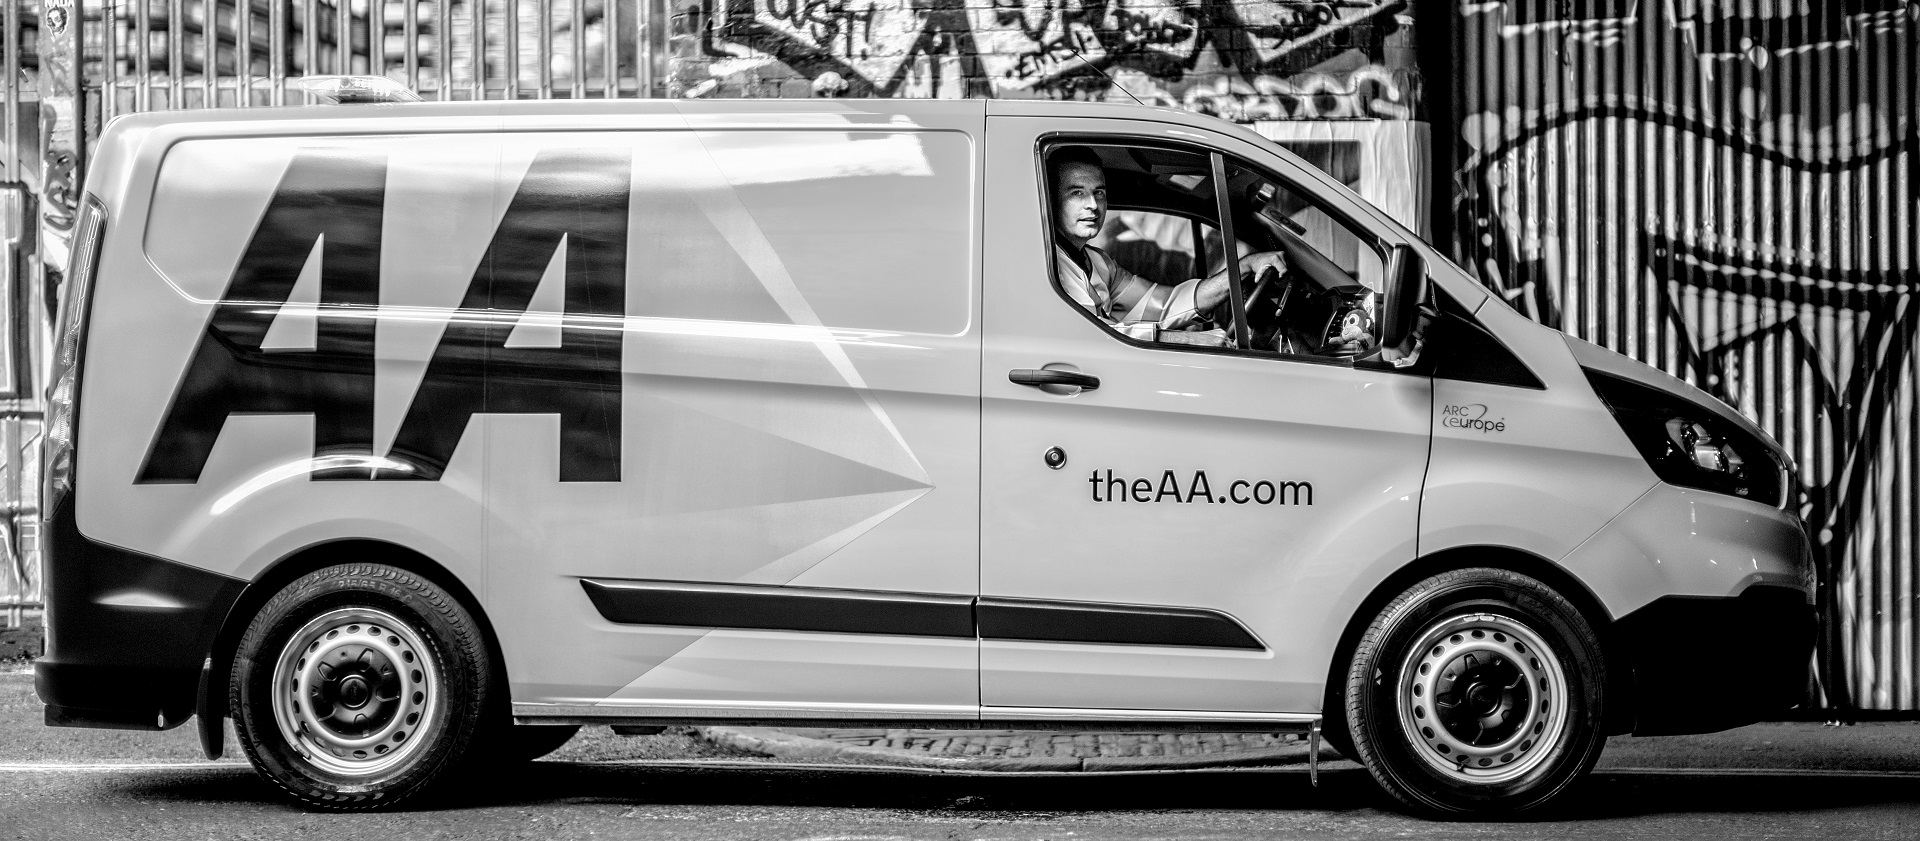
[269,607,440,778]
[1437,652,1527,745]
[1397,612,1570,784]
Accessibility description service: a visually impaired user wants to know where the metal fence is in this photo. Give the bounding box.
[1449,1,1918,712]
[0,0,672,618]
[86,0,668,118]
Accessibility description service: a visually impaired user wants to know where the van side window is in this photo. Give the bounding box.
[1094,209,1207,287]
[1045,144,1257,349]
[1224,158,1389,360]
[1044,142,1381,362]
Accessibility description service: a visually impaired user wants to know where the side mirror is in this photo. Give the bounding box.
[1380,244,1428,351]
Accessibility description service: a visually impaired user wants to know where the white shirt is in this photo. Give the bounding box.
[1054,244,1206,342]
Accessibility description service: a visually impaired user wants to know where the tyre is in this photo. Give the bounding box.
[231,564,493,810]
[1343,568,1607,815]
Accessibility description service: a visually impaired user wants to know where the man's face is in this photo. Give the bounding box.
[1054,162,1107,248]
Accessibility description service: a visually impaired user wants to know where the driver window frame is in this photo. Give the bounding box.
[1037,134,1404,370]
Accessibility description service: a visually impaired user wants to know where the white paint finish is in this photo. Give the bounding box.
[485,123,983,709]
[502,237,569,349]
[511,701,977,720]
[977,115,1430,714]
[980,707,1321,725]
[1561,483,1814,617]
[85,133,490,581]
[1419,298,1664,617]
[84,109,984,712]
[256,240,323,350]
[602,630,976,709]
[980,640,1296,713]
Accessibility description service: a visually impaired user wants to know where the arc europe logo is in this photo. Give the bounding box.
[1441,403,1507,434]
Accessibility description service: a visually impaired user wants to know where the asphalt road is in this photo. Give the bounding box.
[5,744,1920,840]
[9,668,1920,840]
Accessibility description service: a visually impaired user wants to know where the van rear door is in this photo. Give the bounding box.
[978,114,1431,716]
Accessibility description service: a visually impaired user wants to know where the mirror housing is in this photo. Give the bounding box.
[1380,244,1428,351]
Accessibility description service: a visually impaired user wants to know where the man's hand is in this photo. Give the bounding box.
[1159,328,1229,347]
[1195,251,1289,315]
[1239,251,1287,282]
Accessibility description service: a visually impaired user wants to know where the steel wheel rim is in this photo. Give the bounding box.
[269,607,440,778]
[1395,612,1570,785]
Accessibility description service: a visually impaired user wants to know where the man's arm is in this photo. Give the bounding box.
[1144,252,1290,347]
[1079,248,1286,345]
[1190,251,1288,318]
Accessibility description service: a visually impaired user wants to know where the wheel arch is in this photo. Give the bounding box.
[1321,544,1636,744]
[197,539,506,759]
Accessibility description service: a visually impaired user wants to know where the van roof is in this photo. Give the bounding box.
[102,97,1274,147]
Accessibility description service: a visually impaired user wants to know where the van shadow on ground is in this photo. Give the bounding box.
[108,762,1920,819]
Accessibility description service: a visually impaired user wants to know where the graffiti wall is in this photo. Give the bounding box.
[1452,1,1918,711]
[667,0,1422,122]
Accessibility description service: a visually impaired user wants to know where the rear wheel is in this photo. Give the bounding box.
[231,564,492,810]
[1344,568,1606,815]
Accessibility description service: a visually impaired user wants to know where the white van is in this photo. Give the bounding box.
[37,99,1813,814]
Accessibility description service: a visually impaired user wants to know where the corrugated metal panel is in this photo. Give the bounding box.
[0,183,35,621]
[0,0,670,614]
[1452,1,1918,712]
[83,0,666,120]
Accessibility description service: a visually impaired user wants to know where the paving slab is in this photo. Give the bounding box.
[698,726,1343,772]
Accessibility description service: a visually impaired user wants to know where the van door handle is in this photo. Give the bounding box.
[1009,369,1100,390]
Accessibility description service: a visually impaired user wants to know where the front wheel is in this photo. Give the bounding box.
[231,564,493,810]
[1343,568,1607,815]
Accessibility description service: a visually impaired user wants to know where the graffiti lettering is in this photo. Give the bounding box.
[670,0,1420,120]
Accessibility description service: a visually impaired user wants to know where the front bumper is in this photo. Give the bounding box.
[1616,585,1816,736]
[34,498,244,730]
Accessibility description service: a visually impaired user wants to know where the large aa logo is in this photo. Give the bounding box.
[138,147,630,483]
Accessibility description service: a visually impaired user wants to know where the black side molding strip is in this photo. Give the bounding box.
[977,597,1264,650]
[580,579,1266,650]
[580,579,975,639]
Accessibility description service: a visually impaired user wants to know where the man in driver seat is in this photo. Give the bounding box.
[1050,146,1286,347]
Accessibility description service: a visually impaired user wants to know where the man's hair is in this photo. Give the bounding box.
[1049,146,1104,193]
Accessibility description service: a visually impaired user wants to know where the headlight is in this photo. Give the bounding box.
[1586,369,1784,507]
[1666,418,1746,476]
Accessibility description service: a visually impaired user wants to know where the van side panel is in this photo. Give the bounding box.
[482,126,983,713]
[83,134,492,585]
[1418,295,1660,609]
[76,116,984,722]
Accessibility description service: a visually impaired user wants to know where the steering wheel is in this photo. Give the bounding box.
[1225,265,1286,350]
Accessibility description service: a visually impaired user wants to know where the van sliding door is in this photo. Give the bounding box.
[484,115,986,719]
